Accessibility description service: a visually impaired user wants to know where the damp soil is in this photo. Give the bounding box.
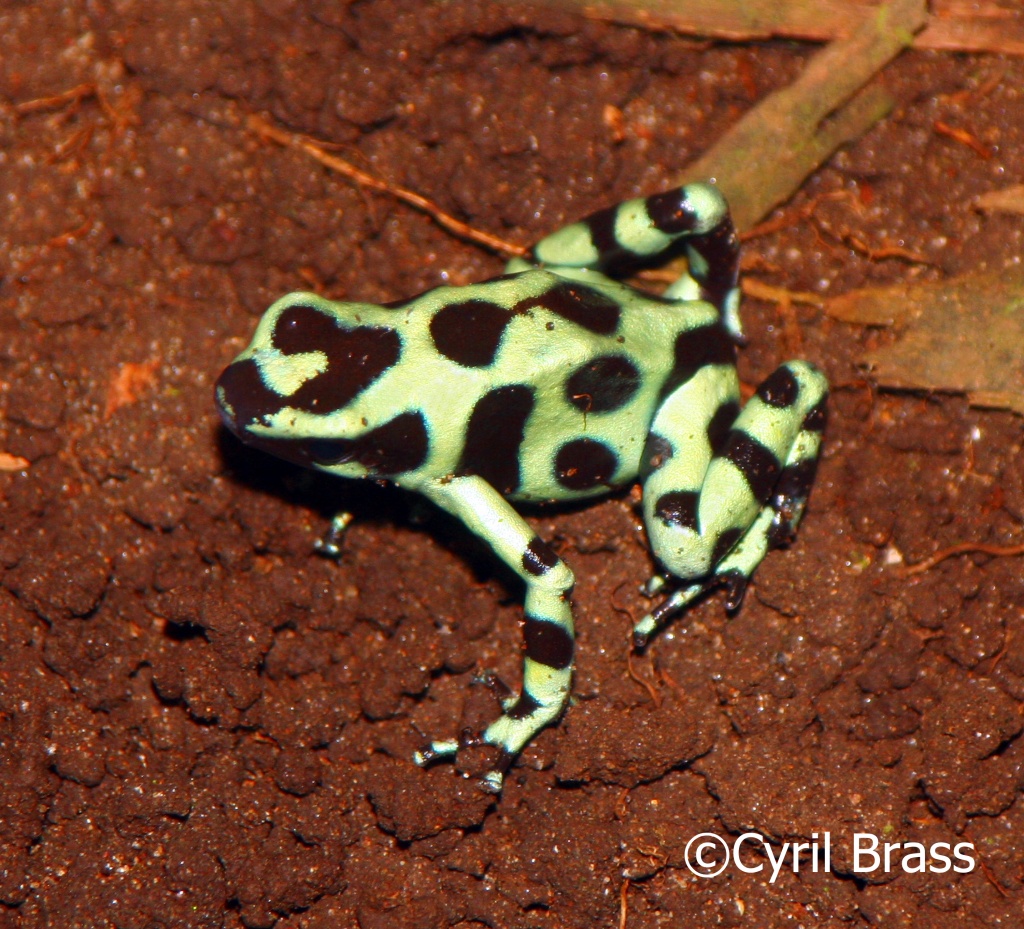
[2,3,1024,927]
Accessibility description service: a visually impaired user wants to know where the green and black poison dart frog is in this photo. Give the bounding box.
[216,183,828,792]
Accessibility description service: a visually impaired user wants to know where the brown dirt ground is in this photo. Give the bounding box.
[2,3,1024,927]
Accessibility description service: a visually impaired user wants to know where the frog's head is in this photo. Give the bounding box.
[216,294,424,477]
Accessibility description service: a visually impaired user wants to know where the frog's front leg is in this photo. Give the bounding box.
[412,475,575,792]
[636,360,828,647]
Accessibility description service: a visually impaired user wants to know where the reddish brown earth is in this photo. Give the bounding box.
[2,3,1024,927]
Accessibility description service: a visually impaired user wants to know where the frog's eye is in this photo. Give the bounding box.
[273,305,346,355]
[302,412,429,476]
[270,304,401,413]
[305,438,351,465]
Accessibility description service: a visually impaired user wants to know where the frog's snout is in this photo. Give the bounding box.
[216,358,326,469]
[215,357,278,436]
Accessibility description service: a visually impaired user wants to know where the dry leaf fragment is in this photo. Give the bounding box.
[974,185,1024,215]
[104,359,160,418]
[825,265,1024,413]
[0,452,31,471]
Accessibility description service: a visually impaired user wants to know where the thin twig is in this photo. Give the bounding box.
[904,542,1024,576]
[934,120,993,159]
[247,114,528,259]
[841,233,933,265]
[14,82,95,115]
[626,648,662,708]
[742,278,824,307]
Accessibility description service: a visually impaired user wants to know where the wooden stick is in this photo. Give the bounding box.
[675,0,926,230]
[545,0,1024,55]
[905,542,1024,576]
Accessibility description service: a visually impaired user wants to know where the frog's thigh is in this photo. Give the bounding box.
[417,475,575,788]
[644,360,827,584]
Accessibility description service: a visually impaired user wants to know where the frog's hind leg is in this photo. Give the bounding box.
[414,476,575,793]
[525,182,743,339]
[635,360,828,647]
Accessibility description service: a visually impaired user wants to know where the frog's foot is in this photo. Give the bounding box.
[412,476,576,792]
[633,520,775,649]
[313,511,354,559]
[639,361,828,645]
[413,692,559,795]
[413,678,570,794]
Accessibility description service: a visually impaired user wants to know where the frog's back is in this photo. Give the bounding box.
[373,268,729,502]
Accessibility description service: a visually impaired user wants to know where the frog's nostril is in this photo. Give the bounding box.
[215,358,279,434]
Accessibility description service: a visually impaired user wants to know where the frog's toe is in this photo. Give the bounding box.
[312,537,343,559]
[641,573,669,597]
[632,626,652,650]
[413,738,460,767]
[632,579,709,649]
[721,570,749,612]
[480,769,504,794]
[471,669,514,706]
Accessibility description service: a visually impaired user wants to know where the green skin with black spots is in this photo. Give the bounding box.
[216,182,829,792]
